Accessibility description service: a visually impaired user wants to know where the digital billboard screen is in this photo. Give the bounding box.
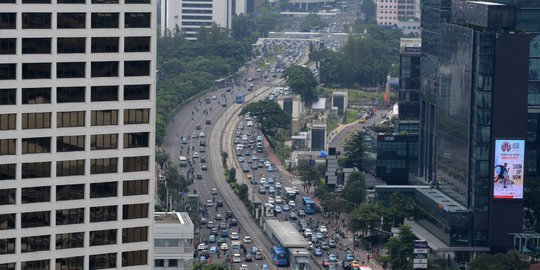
[493,139,525,199]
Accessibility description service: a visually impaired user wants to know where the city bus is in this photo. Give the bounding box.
[284,187,296,200]
[235,93,244,104]
[302,196,316,214]
[271,246,289,267]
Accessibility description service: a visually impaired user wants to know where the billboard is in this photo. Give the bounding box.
[493,139,525,199]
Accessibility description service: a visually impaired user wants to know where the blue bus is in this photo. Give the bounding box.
[271,246,289,266]
[302,196,316,214]
[235,93,244,104]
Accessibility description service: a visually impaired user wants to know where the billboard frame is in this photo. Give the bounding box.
[491,138,525,200]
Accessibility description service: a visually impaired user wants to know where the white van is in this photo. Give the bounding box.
[178,156,188,166]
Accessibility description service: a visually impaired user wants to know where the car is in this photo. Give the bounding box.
[267,165,274,172]
[314,247,323,257]
[210,228,218,236]
[181,137,188,144]
[218,222,227,229]
[229,218,238,227]
[274,206,282,213]
[200,217,207,225]
[200,156,206,163]
[226,211,234,218]
[206,221,214,229]
[307,241,314,250]
[196,173,203,179]
[215,213,223,220]
[242,134,248,140]
[242,164,250,173]
[243,236,252,243]
[292,186,299,194]
[264,161,271,167]
[238,157,245,163]
[263,182,270,189]
[233,254,242,263]
[208,235,216,243]
[282,204,290,212]
[201,164,207,170]
[216,200,223,207]
[259,178,266,185]
[240,265,248,270]
[274,196,282,204]
[197,243,208,251]
[251,162,258,170]
[205,200,213,207]
[247,121,253,126]
[328,254,337,262]
[245,254,253,262]
[222,102,227,107]
[255,251,263,260]
[345,253,355,261]
[199,255,207,262]
[275,182,282,189]
[251,154,258,161]
[244,149,251,156]
[230,232,239,240]
[220,243,229,250]
[321,242,329,251]
[192,132,198,138]
[328,239,336,248]
[209,246,218,254]
[221,230,229,238]
[289,201,296,207]
[212,95,217,100]
[319,225,328,233]
[268,186,275,194]
[304,228,313,238]
[316,232,324,240]
[256,135,263,142]
[268,197,274,204]
[258,186,266,194]
[211,188,218,195]
[298,209,305,217]
[192,152,200,158]
[199,132,205,138]
[251,246,259,254]
[288,212,298,220]
[258,161,265,168]
[267,177,274,184]
[199,146,206,152]
[261,264,269,270]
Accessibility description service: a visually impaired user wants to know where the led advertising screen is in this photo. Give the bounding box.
[493,139,525,199]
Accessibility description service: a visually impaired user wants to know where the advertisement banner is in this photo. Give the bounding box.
[493,139,525,199]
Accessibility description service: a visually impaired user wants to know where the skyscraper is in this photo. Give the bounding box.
[0,0,156,268]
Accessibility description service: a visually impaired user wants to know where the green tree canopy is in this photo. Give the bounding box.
[360,0,377,22]
[348,202,386,235]
[282,65,319,103]
[387,224,416,270]
[240,100,291,136]
[344,130,365,169]
[299,13,328,32]
[297,159,322,192]
[341,171,366,211]
[469,251,529,270]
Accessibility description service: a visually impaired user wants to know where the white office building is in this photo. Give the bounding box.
[154,212,194,270]
[0,0,156,268]
[376,0,419,27]
[161,0,248,40]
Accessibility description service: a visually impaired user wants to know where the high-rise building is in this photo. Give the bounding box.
[0,0,156,268]
[161,0,250,40]
[397,38,421,134]
[154,212,194,270]
[376,0,420,33]
[414,0,539,257]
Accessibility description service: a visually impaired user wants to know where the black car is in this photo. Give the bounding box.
[225,211,234,218]
[229,218,238,227]
[201,164,208,170]
[245,254,253,262]
[218,222,227,229]
[200,217,207,225]
[197,173,203,179]
[216,200,223,207]
[328,239,336,248]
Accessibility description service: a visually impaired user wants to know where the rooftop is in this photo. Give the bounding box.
[416,188,467,212]
[154,211,193,226]
[266,219,308,248]
[469,0,505,6]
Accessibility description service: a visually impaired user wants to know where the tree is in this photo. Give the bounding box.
[193,262,230,270]
[341,171,366,211]
[238,183,249,201]
[299,13,328,32]
[343,130,364,169]
[348,202,385,236]
[240,100,290,136]
[228,168,237,183]
[360,0,377,22]
[386,192,414,227]
[155,149,170,168]
[469,251,529,270]
[387,224,415,270]
[282,65,319,103]
[297,159,321,192]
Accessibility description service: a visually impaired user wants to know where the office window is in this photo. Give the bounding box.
[21,211,50,228]
[58,0,84,3]
[123,156,149,172]
[57,62,85,78]
[0,189,15,205]
[122,226,147,243]
[57,13,85,28]
[124,132,149,148]
[124,109,149,124]
[0,263,15,270]
[91,61,118,77]
[0,13,16,29]
[56,208,84,225]
[90,205,117,222]
[21,162,51,178]
[22,112,50,129]
[23,0,50,3]
[155,239,179,247]
[57,111,85,128]
[55,232,83,249]
[0,89,16,105]
[0,238,15,255]
[91,37,118,53]
[22,63,51,79]
[0,39,16,55]
[122,250,147,267]
[123,203,148,220]
[124,37,150,52]
[22,13,51,29]
[126,0,149,3]
[0,64,15,80]
[57,87,85,103]
[89,253,116,270]
[169,260,178,267]
[0,164,15,180]
[154,260,164,267]
[22,137,51,154]
[22,87,51,104]
[123,179,148,196]
[22,38,51,54]
[91,13,118,28]
[56,184,84,201]
[57,38,85,54]
[91,86,118,101]
[124,60,150,76]
[91,134,118,150]
[22,186,50,203]
[21,235,50,253]
[0,139,15,155]
[90,229,117,246]
[21,260,49,270]
[91,110,118,126]
[0,114,15,130]
[90,182,117,198]
[57,136,85,152]
[0,214,15,230]
[125,13,150,28]
[90,158,117,174]
[56,160,85,177]
[124,84,149,100]
[56,257,83,270]
[92,0,118,3]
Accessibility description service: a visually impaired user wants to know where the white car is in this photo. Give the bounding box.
[268,197,274,204]
[274,196,283,204]
[192,152,199,158]
[242,134,248,140]
[230,232,239,240]
[247,121,253,126]
[288,201,296,207]
[259,178,266,185]
[319,225,328,233]
[304,228,313,238]
[198,243,208,251]
[220,243,229,250]
[199,132,205,138]
[233,254,242,263]
[243,236,252,243]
